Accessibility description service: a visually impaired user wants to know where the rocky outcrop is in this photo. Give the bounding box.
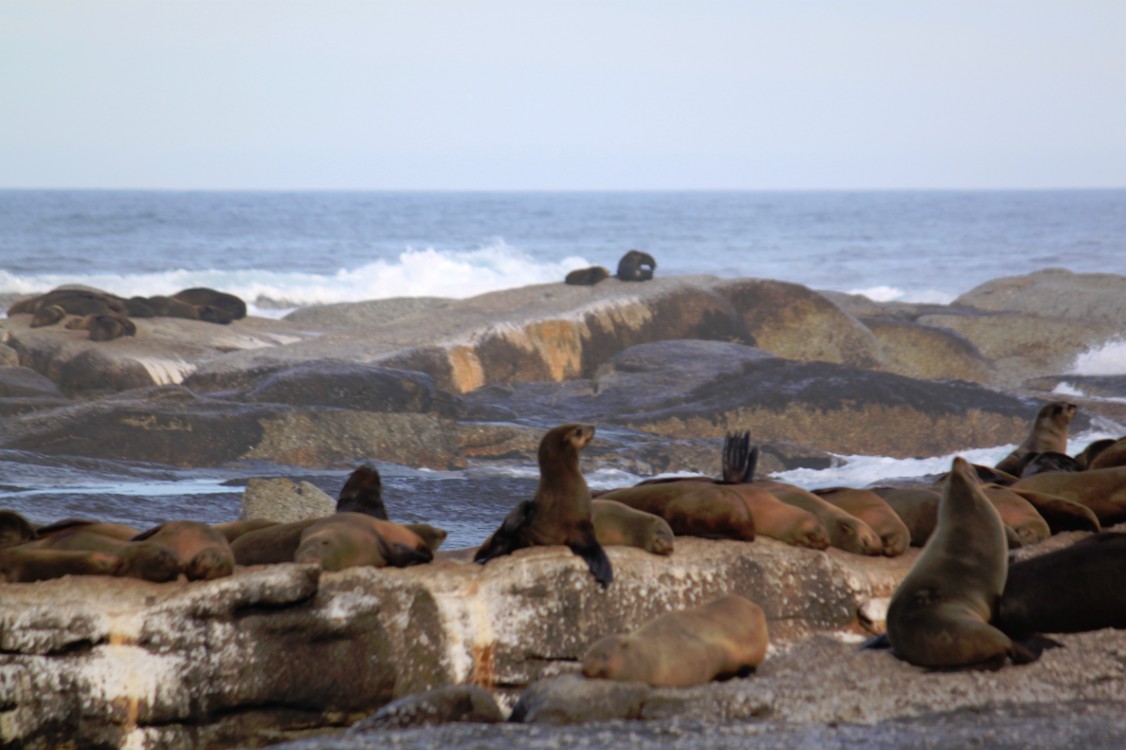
[954,268,1126,326]
[0,536,911,748]
[242,478,336,522]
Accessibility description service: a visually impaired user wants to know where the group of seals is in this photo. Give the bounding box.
[564,250,657,286]
[8,285,247,341]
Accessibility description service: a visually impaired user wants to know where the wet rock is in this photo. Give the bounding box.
[861,317,995,383]
[242,478,336,522]
[350,684,504,731]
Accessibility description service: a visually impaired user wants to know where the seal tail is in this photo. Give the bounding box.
[722,430,758,484]
[567,525,613,588]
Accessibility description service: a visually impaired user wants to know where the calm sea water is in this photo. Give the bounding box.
[2,189,1125,545]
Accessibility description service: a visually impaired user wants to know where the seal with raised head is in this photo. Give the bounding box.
[591,499,675,555]
[615,250,657,281]
[581,594,768,687]
[885,456,1030,669]
[474,423,612,588]
[337,463,389,519]
[994,401,1077,476]
[997,531,1126,637]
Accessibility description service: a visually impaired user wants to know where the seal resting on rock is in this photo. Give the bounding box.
[813,487,911,556]
[755,480,882,556]
[615,250,656,281]
[474,423,612,588]
[997,531,1126,637]
[599,482,756,542]
[591,499,674,555]
[884,456,1038,669]
[171,286,248,321]
[1087,436,1126,470]
[994,401,1077,476]
[564,266,611,286]
[1013,466,1126,525]
[294,513,433,571]
[132,520,235,581]
[65,313,137,341]
[27,521,181,583]
[581,594,768,687]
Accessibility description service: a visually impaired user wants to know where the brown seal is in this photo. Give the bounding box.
[28,523,181,583]
[1076,437,1119,469]
[8,287,128,317]
[869,486,942,547]
[1088,436,1126,470]
[294,513,433,571]
[65,313,136,341]
[564,266,611,286]
[885,456,1027,669]
[1003,486,1100,533]
[997,531,1126,637]
[754,480,882,555]
[212,518,279,544]
[582,594,768,687]
[615,250,657,281]
[132,520,235,580]
[0,510,38,549]
[980,485,1051,547]
[230,519,319,565]
[30,304,66,328]
[171,287,248,320]
[723,484,828,549]
[599,481,756,542]
[0,547,123,582]
[591,499,675,556]
[994,401,1077,476]
[474,424,612,588]
[813,487,911,557]
[1013,465,1126,525]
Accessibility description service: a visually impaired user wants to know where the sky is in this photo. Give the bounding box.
[2,0,1125,191]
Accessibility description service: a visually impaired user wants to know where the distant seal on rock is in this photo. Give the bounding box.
[0,547,123,582]
[1013,466,1126,525]
[564,266,611,286]
[615,250,656,281]
[591,499,675,555]
[132,520,235,580]
[994,401,1077,476]
[599,482,756,542]
[30,304,66,328]
[337,463,389,519]
[997,532,1126,637]
[475,424,612,588]
[143,295,201,320]
[812,487,911,556]
[9,288,127,318]
[171,287,248,320]
[65,313,136,341]
[582,594,768,687]
[294,513,433,571]
[885,456,1032,669]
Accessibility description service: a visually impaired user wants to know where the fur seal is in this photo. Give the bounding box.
[564,266,611,286]
[1076,437,1118,469]
[28,523,181,583]
[132,520,235,580]
[1088,436,1126,470]
[994,401,1077,476]
[997,532,1126,637]
[337,463,389,519]
[230,519,319,565]
[212,518,279,544]
[0,547,123,582]
[755,480,882,555]
[1017,451,1082,477]
[980,485,1051,547]
[1013,466,1126,525]
[9,288,128,317]
[0,510,37,549]
[65,313,136,341]
[30,304,66,328]
[591,499,675,555]
[581,594,768,687]
[723,484,828,549]
[615,250,656,281]
[812,487,911,557]
[1002,486,1100,533]
[294,513,433,571]
[171,287,248,320]
[143,295,200,320]
[474,424,612,588]
[869,486,942,547]
[885,456,1030,669]
[599,482,756,542]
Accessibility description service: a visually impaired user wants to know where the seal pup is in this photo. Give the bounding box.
[337,463,389,519]
[615,250,656,281]
[997,532,1126,637]
[474,423,612,588]
[885,456,1032,669]
[564,266,611,286]
[582,594,768,687]
[591,499,675,556]
[994,401,1077,476]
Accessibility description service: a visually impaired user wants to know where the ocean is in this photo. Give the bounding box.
[2,188,1126,546]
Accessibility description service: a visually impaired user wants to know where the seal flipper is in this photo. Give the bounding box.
[1009,634,1064,665]
[721,431,758,484]
[567,536,613,589]
[337,463,389,520]
[474,501,534,564]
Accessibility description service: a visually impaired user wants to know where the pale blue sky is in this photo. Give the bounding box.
[2,0,1124,190]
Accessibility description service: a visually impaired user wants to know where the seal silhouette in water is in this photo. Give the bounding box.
[474,423,612,588]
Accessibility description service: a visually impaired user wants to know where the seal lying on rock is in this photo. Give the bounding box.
[581,594,768,687]
[475,423,612,588]
[132,521,235,581]
[1013,465,1126,525]
[884,456,1043,669]
[0,547,124,582]
[294,513,434,571]
[997,531,1126,637]
[755,480,882,556]
[599,482,756,542]
[564,266,611,286]
[27,522,181,583]
[591,499,675,555]
[994,401,1077,476]
[812,487,911,557]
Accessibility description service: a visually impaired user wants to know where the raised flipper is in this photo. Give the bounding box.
[473,500,534,564]
[722,430,758,484]
[337,463,389,519]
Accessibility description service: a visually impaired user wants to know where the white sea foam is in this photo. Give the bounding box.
[1069,338,1126,376]
[0,241,594,319]
[846,285,955,305]
[1053,381,1126,404]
